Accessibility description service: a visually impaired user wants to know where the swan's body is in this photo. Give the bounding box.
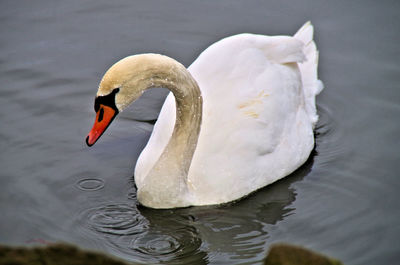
[86,22,323,208]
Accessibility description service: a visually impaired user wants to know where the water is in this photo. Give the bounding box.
[1,0,399,264]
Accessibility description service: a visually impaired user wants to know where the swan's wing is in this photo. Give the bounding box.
[187,33,315,204]
[294,22,324,127]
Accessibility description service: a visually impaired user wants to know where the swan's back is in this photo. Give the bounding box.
[135,22,323,205]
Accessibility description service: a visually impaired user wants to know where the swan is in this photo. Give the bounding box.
[86,22,323,209]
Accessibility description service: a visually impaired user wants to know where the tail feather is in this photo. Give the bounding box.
[294,22,324,127]
[294,21,314,45]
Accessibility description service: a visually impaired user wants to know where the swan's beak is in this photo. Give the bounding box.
[86,104,118,146]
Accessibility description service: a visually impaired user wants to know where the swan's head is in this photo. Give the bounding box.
[86,55,157,146]
[86,53,190,146]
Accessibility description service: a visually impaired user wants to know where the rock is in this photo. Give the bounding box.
[0,243,134,265]
[264,243,343,265]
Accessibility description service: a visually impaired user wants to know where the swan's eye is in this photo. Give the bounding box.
[98,107,104,122]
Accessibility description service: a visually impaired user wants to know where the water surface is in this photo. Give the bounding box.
[1,0,399,264]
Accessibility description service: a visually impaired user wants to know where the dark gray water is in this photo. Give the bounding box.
[1,0,399,264]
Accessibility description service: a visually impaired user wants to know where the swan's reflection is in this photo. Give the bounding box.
[138,153,314,263]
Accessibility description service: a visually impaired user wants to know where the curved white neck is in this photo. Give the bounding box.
[131,55,202,208]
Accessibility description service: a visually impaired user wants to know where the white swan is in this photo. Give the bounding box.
[86,22,323,209]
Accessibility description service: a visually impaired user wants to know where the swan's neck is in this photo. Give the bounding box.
[133,55,202,208]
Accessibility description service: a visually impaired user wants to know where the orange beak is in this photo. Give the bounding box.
[86,104,118,146]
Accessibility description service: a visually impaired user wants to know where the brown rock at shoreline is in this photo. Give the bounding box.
[264,243,343,265]
[0,243,133,265]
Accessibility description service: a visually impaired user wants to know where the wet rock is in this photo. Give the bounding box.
[264,243,343,265]
[0,243,134,265]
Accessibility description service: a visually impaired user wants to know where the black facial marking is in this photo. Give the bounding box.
[94,88,120,112]
[98,107,104,122]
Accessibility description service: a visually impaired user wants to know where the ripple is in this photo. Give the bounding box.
[131,228,192,257]
[117,215,204,263]
[124,227,204,264]
[315,104,337,138]
[86,204,147,236]
[76,178,104,191]
[136,235,179,255]
[314,104,347,166]
[80,203,206,264]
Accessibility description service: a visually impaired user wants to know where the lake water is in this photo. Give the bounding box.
[1,0,399,264]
